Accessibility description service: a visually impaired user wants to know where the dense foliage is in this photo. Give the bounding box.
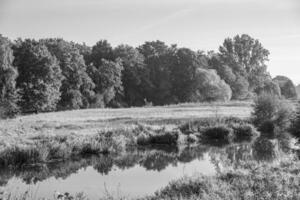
[0,35,19,118]
[251,94,294,138]
[41,39,95,110]
[273,75,297,99]
[13,39,63,113]
[0,33,297,117]
[289,100,300,139]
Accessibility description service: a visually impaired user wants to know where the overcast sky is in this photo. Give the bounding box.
[0,0,299,84]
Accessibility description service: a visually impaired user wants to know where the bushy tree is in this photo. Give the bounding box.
[89,40,114,66]
[219,34,270,92]
[254,80,281,97]
[88,40,126,107]
[73,43,95,107]
[74,42,92,65]
[273,76,297,99]
[0,35,19,118]
[13,39,63,113]
[171,48,204,102]
[208,53,249,99]
[138,41,176,105]
[252,94,294,137]
[231,75,250,100]
[41,39,95,109]
[191,68,232,102]
[248,64,271,93]
[114,45,146,106]
[87,59,123,107]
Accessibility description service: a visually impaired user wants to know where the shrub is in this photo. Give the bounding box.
[77,131,115,155]
[137,133,152,145]
[252,94,294,136]
[0,100,19,119]
[232,124,259,142]
[179,117,247,135]
[275,101,294,130]
[258,120,276,139]
[150,131,179,145]
[200,125,233,145]
[253,137,278,161]
[136,127,179,146]
[252,94,279,126]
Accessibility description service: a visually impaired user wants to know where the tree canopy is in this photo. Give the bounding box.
[0,35,19,117]
[41,38,95,109]
[218,34,270,92]
[273,76,297,99]
[0,33,293,117]
[13,39,63,113]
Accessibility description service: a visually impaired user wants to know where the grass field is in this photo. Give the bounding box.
[0,101,253,167]
[0,101,252,138]
[1,100,300,200]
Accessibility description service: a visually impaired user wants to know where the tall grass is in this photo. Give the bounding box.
[149,160,300,200]
[0,131,122,167]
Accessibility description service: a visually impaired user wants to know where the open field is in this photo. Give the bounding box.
[1,100,300,200]
[0,101,253,167]
[0,101,252,139]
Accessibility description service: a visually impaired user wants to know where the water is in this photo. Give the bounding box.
[0,138,290,199]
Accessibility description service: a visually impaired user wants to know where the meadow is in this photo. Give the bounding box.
[0,101,251,142]
[1,100,300,200]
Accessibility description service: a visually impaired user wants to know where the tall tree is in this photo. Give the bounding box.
[13,39,62,113]
[41,39,95,109]
[171,48,204,102]
[114,45,147,106]
[89,40,115,67]
[219,34,270,91]
[87,59,123,107]
[138,41,176,105]
[0,35,19,118]
[88,40,125,107]
[74,42,92,65]
[208,53,249,99]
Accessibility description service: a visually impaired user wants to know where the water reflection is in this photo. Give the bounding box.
[0,136,292,198]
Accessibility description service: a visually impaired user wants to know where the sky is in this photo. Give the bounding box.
[0,0,300,84]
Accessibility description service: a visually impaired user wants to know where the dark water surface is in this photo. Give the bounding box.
[0,138,290,199]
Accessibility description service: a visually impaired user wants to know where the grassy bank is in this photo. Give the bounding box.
[147,158,300,200]
[1,100,299,200]
[0,101,252,167]
[0,117,259,167]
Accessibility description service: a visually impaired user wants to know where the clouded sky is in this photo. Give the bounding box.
[1,0,300,84]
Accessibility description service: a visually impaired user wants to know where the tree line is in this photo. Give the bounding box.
[0,34,297,117]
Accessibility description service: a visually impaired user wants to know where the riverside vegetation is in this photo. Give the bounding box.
[1,94,300,199]
[0,102,255,168]
[1,32,299,199]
